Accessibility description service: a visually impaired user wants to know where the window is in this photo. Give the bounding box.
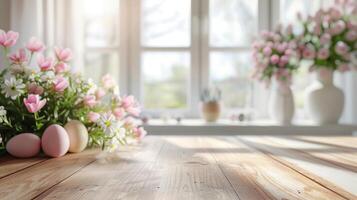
[208,0,258,112]
[140,0,191,112]
[82,0,120,85]
[79,0,323,119]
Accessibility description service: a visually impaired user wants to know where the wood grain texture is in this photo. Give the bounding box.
[239,136,357,199]
[1,135,356,200]
[0,155,46,179]
[203,136,347,200]
[0,150,99,200]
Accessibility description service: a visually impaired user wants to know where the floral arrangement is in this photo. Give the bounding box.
[297,0,357,72]
[0,30,146,153]
[251,25,300,86]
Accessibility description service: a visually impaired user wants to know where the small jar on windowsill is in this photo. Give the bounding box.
[201,101,221,122]
[200,87,222,123]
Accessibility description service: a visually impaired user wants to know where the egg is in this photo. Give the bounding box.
[64,120,88,153]
[41,124,69,157]
[6,133,41,158]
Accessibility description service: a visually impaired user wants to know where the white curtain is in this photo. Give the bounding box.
[7,0,83,71]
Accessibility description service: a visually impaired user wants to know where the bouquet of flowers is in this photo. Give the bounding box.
[0,30,146,154]
[297,0,357,72]
[251,25,300,86]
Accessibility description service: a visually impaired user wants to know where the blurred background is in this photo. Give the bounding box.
[0,0,356,124]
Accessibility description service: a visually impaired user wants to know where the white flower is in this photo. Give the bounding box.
[86,78,97,94]
[40,71,55,82]
[117,127,126,139]
[98,113,123,136]
[0,106,6,123]
[1,77,26,100]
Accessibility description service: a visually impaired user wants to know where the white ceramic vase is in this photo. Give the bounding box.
[305,69,344,124]
[268,81,295,125]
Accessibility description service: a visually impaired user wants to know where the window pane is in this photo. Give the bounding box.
[209,0,258,47]
[84,52,119,84]
[141,0,191,47]
[83,0,119,47]
[210,51,252,108]
[142,52,190,109]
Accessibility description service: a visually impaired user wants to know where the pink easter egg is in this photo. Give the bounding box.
[6,133,41,158]
[41,124,70,157]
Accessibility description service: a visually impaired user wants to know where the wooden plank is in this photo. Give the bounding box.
[104,136,166,163]
[202,136,347,200]
[0,155,47,179]
[155,136,216,165]
[35,137,239,200]
[36,163,239,200]
[295,136,357,149]
[270,137,357,172]
[0,150,99,200]
[240,136,357,199]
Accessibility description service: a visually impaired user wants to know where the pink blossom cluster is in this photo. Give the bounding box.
[252,27,299,86]
[0,30,72,113]
[297,0,357,72]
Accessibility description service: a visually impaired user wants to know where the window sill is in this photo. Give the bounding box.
[143,119,357,136]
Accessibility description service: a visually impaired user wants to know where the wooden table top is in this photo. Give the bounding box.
[0,135,356,200]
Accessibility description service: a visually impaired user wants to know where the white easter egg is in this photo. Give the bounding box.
[64,120,88,153]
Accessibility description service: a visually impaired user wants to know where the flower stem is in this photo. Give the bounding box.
[28,52,34,66]
[0,47,9,76]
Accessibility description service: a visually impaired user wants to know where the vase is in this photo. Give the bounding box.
[268,81,295,125]
[305,69,344,124]
[201,101,220,122]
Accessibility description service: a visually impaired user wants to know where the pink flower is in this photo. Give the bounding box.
[338,63,350,72]
[53,76,69,92]
[95,88,106,100]
[26,37,44,52]
[346,31,357,41]
[134,127,147,140]
[87,112,100,122]
[270,55,280,64]
[54,47,72,62]
[126,106,141,117]
[302,47,316,59]
[9,48,27,63]
[335,41,349,55]
[0,30,19,47]
[317,48,330,59]
[121,95,141,116]
[330,20,346,35]
[329,8,341,20]
[279,55,289,67]
[54,62,68,74]
[101,74,116,89]
[320,34,331,45]
[83,95,97,107]
[113,107,125,119]
[23,94,46,113]
[121,95,136,109]
[263,47,272,56]
[27,83,44,95]
[285,48,293,56]
[37,54,54,71]
[313,25,322,36]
